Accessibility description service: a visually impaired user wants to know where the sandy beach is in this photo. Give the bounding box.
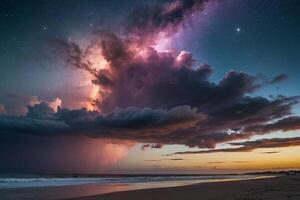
[1,175,299,200]
[71,175,300,200]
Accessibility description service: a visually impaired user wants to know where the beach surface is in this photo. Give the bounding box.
[0,175,299,200]
[72,175,300,200]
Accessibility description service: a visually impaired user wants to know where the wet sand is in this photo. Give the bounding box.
[71,175,300,200]
[1,175,299,200]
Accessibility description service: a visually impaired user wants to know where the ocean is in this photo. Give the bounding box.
[0,174,266,188]
[0,175,273,199]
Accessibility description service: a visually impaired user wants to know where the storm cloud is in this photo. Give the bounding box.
[0,96,299,149]
[1,0,300,172]
[270,73,288,84]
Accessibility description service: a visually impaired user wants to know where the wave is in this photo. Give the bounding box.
[0,175,262,189]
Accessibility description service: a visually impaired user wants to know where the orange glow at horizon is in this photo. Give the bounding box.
[116,143,300,173]
[159,146,300,171]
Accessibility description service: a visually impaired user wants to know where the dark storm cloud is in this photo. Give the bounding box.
[58,31,263,113]
[270,73,288,84]
[4,26,300,149]
[0,103,206,143]
[243,116,300,135]
[3,0,300,151]
[27,102,56,120]
[170,137,300,154]
[199,96,299,135]
[0,115,68,136]
[0,95,299,149]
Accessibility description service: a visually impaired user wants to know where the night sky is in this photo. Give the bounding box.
[0,0,300,174]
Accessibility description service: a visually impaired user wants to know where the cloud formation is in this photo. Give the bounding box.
[1,0,300,172]
[243,116,300,135]
[0,103,205,144]
[142,143,164,151]
[270,73,288,84]
[170,137,300,155]
[0,94,61,116]
[53,13,300,148]
[0,97,299,149]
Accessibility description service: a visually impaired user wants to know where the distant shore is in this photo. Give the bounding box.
[72,175,300,200]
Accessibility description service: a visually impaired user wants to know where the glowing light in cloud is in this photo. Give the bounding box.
[48,98,62,112]
[75,41,111,111]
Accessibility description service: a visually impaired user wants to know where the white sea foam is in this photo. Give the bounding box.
[0,175,266,189]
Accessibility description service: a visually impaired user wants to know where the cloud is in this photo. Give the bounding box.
[54,27,300,149]
[170,137,300,155]
[243,116,300,135]
[0,93,300,149]
[261,151,280,154]
[58,33,262,114]
[51,0,300,150]
[1,95,299,149]
[0,103,206,143]
[270,73,288,84]
[1,0,300,174]
[0,94,62,116]
[0,94,40,116]
[142,143,164,151]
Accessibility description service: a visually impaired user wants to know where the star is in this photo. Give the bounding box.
[236,27,241,32]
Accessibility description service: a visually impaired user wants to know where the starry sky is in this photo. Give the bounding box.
[0,0,300,174]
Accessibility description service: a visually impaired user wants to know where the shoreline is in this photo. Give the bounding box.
[70,175,300,200]
[0,175,299,200]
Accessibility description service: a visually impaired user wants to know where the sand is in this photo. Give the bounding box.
[71,175,300,200]
[1,175,299,200]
